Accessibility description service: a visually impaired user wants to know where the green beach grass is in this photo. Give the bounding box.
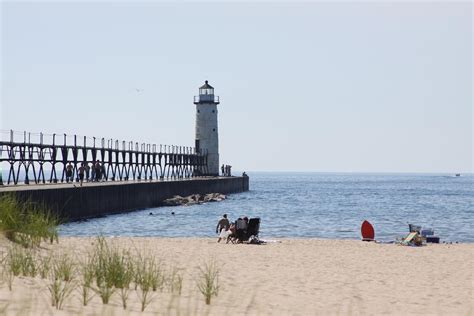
[0,194,59,248]
[0,233,236,313]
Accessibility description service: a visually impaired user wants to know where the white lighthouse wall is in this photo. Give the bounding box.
[195,103,219,175]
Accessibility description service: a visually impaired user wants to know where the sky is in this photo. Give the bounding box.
[1,1,472,173]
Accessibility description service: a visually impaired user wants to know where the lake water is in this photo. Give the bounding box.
[60,172,473,242]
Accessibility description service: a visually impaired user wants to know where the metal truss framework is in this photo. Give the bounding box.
[0,131,209,185]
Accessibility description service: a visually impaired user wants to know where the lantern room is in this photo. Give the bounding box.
[194,80,219,104]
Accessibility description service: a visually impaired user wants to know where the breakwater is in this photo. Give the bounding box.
[0,176,249,221]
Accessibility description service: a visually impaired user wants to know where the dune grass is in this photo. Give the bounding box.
[52,253,75,282]
[168,266,184,295]
[18,248,37,277]
[0,250,14,291]
[90,236,117,304]
[196,258,220,305]
[88,236,166,311]
[0,195,59,248]
[134,254,159,312]
[79,254,95,306]
[4,268,14,291]
[38,255,52,279]
[6,246,37,277]
[116,258,134,310]
[47,272,76,310]
[6,246,23,277]
[0,236,221,313]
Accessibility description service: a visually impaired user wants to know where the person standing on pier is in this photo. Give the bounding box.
[65,162,73,183]
[94,160,101,182]
[78,163,85,186]
[85,163,90,182]
[221,164,225,176]
[90,163,95,182]
[224,165,232,176]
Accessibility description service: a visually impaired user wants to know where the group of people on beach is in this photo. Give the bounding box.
[216,214,249,243]
[65,161,106,186]
[221,164,232,176]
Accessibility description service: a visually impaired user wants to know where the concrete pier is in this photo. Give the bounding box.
[0,176,249,221]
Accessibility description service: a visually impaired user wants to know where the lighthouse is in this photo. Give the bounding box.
[194,80,220,176]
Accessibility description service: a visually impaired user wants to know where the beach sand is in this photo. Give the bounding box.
[0,237,472,315]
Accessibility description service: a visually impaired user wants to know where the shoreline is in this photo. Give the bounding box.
[1,236,472,315]
[57,231,474,244]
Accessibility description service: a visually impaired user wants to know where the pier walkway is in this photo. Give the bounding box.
[0,176,235,192]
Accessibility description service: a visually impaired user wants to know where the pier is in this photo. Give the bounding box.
[0,176,249,221]
[0,130,209,185]
[0,130,249,221]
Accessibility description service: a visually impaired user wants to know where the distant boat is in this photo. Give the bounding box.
[455,173,461,177]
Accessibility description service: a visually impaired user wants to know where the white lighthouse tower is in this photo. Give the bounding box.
[194,80,220,176]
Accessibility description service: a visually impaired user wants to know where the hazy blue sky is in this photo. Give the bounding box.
[1,2,472,173]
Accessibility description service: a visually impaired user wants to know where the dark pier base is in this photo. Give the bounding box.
[0,177,249,221]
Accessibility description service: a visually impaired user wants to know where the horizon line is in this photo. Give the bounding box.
[234,170,473,175]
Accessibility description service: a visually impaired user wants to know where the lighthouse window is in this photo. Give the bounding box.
[212,110,215,113]
[213,128,216,132]
[197,110,200,113]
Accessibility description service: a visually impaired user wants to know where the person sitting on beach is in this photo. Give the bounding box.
[218,223,235,243]
[234,217,249,243]
[216,214,230,243]
[226,223,237,243]
[242,216,249,229]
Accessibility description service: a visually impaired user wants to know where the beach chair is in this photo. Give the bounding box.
[247,218,260,239]
[225,224,237,244]
[402,232,418,245]
[408,223,421,233]
[400,232,423,246]
[234,217,260,243]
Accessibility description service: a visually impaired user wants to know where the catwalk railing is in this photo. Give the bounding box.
[0,130,208,185]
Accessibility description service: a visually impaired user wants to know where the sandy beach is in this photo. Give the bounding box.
[0,237,472,315]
